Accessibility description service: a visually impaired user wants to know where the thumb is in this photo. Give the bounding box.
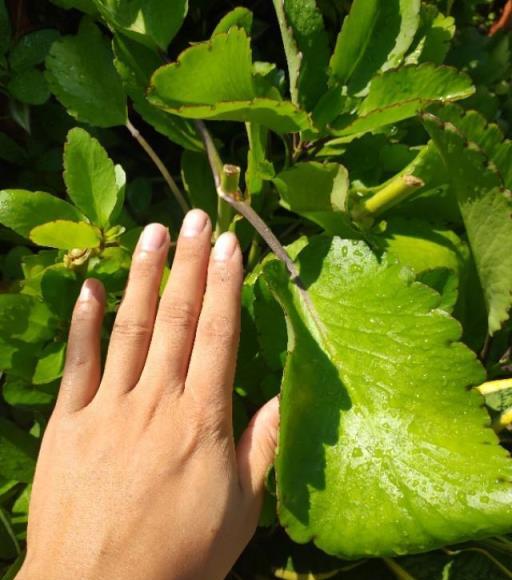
[236,396,279,499]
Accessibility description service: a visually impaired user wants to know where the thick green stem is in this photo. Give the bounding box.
[354,174,424,222]
[126,118,189,214]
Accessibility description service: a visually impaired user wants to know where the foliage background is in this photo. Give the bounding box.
[1,0,512,578]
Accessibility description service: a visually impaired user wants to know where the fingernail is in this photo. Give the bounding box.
[213,232,237,261]
[79,279,103,302]
[139,223,168,251]
[181,209,208,238]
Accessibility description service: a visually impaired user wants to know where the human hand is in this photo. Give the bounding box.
[17,210,279,580]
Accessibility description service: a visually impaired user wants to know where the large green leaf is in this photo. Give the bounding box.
[148,28,311,134]
[30,220,101,249]
[45,19,127,128]
[113,35,201,151]
[405,6,455,66]
[273,162,354,235]
[329,0,420,94]
[272,0,330,111]
[8,68,50,105]
[93,0,187,51]
[3,377,57,410]
[9,29,59,71]
[63,127,121,227]
[423,111,512,334]
[332,64,474,137]
[181,150,217,222]
[0,189,83,238]
[263,237,512,558]
[0,295,56,344]
[0,419,38,483]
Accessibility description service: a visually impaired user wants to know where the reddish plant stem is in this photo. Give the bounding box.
[489,0,512,35]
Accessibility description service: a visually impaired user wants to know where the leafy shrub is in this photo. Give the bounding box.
[1,0,512,578]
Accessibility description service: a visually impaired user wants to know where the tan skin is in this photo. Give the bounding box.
[17,209,279,580]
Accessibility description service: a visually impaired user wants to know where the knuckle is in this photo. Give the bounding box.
[158,300,198,330]
[112,318,152,341]
[200,314,237,345]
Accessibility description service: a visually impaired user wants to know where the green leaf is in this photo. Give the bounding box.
[263,237,512,558]
[405,6,455,66]
[273,0,330,110]
[332,64,474,137]
[329,0,421,94]
[33,341,66,384]
[148,28,311,134]
[63,127,121,227]
[8,68,50,105]
[50,0,97,14]
[0,133,27,164]
[212,7,253,36]
[40,265,81,319]
[0,418,38,483]
[9,29,59,71]
[93,0,187,51]
[0,0,11,55]
[372,217,467,312]
[0,509,19,560]
[423,111,512,334]
[30,220,101,249]
[45,19,127,128]
[0,294,57,344]
[3,376,57,410]
[273,162,354,235]
[181,150,217,222]
[113,35,202,151]
[87,246,131,293]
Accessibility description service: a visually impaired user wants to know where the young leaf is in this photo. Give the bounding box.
[30,220,101,250]
[113,35,202,151]
[0,418,38,483]
[212,7,253,36]
[273,162,354,235]
[332,64,474,137]
[0,189,83,238]
[329,0,420,94]
[148,28,312,134]
[272,0,330,110]
[92,0,187,51]
[45,19,127,128]
[63,127,121,227]
[263,237,512,558]
[423,111,512,334]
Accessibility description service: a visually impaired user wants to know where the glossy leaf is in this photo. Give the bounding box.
[263,237,512,558]
[273,0,330,110]
[0,418,38,483]
[332,64,474,137]
[148,28,311,133]
[273,162,354,235]
[423,111,512,334]
[113,35,201,151]
[45,19,127,128]
[92,0,187,51]
[30,220,101,250]
[63,127,121,227]
[0,189,82,238]
[9,29,59,71]
[329,0,420,94]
